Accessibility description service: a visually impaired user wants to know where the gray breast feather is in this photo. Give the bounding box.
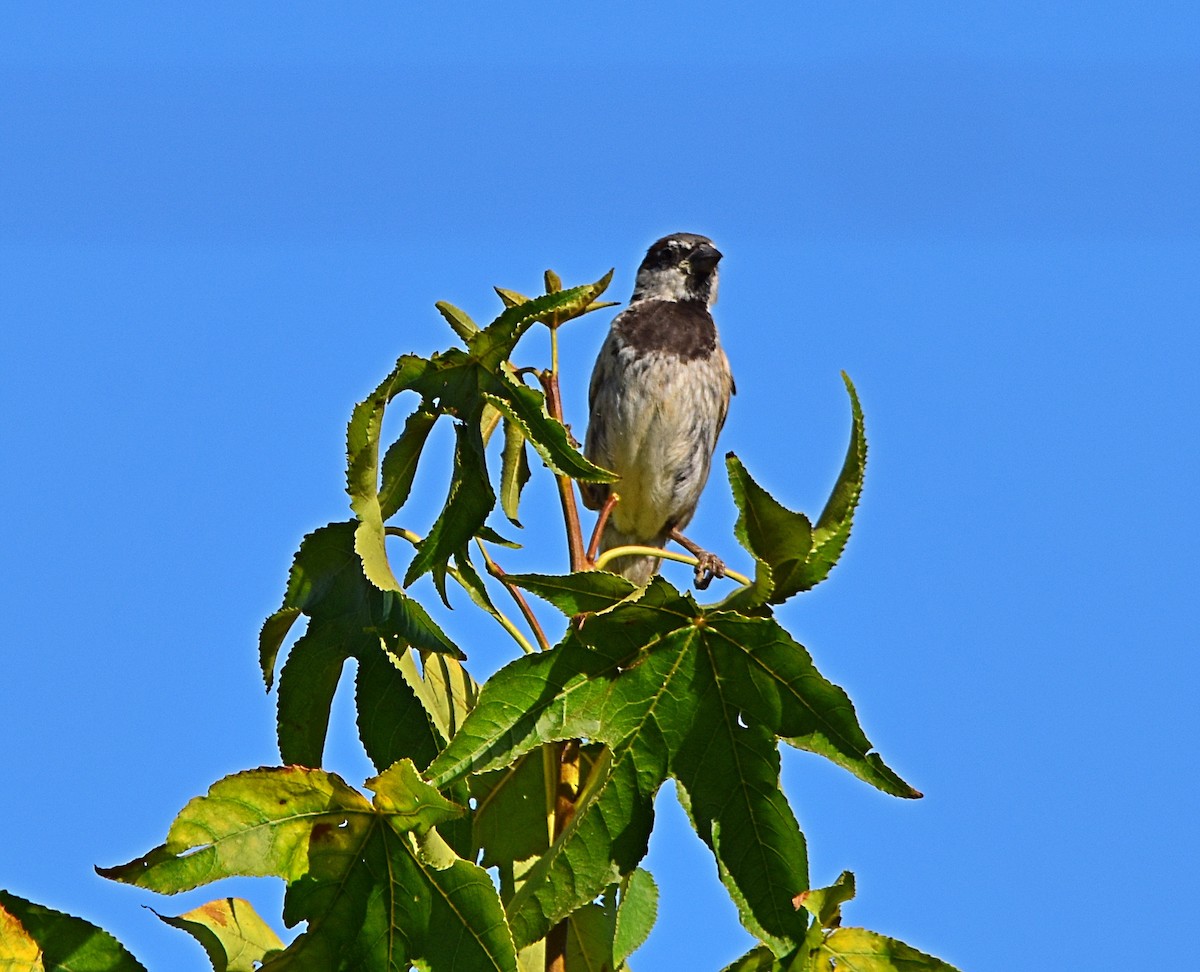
[583,325,732,545]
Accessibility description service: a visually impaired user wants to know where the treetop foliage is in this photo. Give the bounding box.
[3,267,958,972]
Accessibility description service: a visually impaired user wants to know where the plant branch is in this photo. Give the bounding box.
[541,318,584,972]
[545,738,581,972]
[537,368,587,572]
[476,539,551,652]
[585,491,620,564]
[594,544,752,586]
[384,526,535,655]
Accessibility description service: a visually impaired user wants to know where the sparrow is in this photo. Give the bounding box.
[581,233,735,588]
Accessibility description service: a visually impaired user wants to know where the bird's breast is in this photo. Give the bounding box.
[593,341,731,541]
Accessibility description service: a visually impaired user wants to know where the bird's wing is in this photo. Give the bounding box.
[580,325,622,510]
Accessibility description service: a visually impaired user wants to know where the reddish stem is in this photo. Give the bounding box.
[585,491,620,564]
[539,369,587,572]
[484,556,551,653]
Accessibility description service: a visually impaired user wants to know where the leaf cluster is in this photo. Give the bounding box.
[2,268,958,972]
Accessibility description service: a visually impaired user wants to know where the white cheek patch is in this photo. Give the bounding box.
[633,267,692,302]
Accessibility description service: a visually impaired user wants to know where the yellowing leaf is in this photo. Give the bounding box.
[0,900,43,972]
[98,763,515,972]
[156,898,284,972]
[805,927,962,972]
[0,891,145,972]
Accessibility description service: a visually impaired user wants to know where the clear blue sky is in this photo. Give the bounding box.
[2,4,1197,970]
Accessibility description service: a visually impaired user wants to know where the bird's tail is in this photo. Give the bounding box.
[597,521,669,588]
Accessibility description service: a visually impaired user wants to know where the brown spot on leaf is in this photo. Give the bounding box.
[199,901,229,926]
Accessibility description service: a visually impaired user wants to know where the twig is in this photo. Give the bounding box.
[539,324,586,972]
[537,368,587,572]
[585,491,620,564]
[593,544,752,587]
[383,526,535,655]
[545,739,581,972]
[476,540,551,652]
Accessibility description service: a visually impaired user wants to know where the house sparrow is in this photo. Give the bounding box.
[581,233,734,588]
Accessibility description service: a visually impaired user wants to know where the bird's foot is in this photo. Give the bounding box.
[692,551,726,590]
[669,527,725,590]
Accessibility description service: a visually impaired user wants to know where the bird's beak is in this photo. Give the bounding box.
[689,242,723,273]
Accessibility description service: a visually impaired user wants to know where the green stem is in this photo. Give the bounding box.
[476,539,551,652]
[383,526,535,655]
[594,544,752,586]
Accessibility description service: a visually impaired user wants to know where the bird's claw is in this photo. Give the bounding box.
[693,552,726,590]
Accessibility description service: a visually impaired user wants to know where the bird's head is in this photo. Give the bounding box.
[631,233,722,307]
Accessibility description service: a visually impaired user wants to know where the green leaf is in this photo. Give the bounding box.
[477,524,521,548]
[720,945,781,972]
[428,578,915,952]
[813,374,867,551]
[481,399,504,445]
[391,641,481,747]
[344,271,617,591]
[355,641,443,772]
[403,423,495,595]
[514,898,631,972]
[271,521,462,656]
[98,763,516,972]
[471,750,551,879]
[264,522,463,766]
[494,275,618,325]
[802,928,962,972]
[723,454,812,609]
[452,547,506,618]
[723,375,867,609]
[435,301,479,342]
[485,376,616,483]
[156,898,284,972]
[0,890,147,972]
[499,417,531,527]
[503,570,638,616]
[365,645,479,854]
[347,355,433,592]
[469,272,614,368]
[513,880,644,972]
[471,743,610,905]
[276,625,350,767]
[259,607,302,692]
[565,901,617,971]
[379,406,439,521]
[793,871,855,930]
[493,286,530,309]
[613,868,658,967]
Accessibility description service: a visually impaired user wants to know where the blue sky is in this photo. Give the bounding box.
[2,4,1198,970]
